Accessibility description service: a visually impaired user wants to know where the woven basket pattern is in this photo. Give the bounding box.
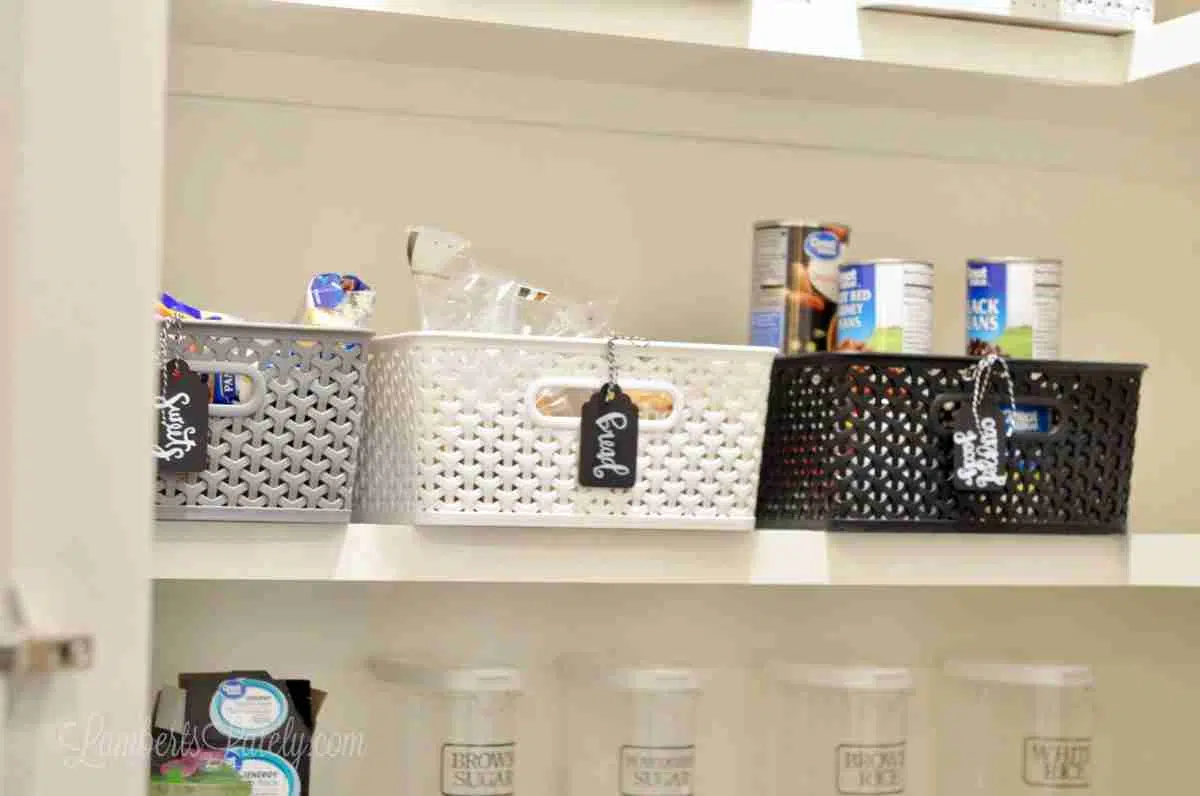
[757,354,1144,533]
[356,334,774,528]
[156,322,369,520]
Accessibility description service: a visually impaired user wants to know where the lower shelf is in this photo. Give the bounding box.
[144,522,1200,587]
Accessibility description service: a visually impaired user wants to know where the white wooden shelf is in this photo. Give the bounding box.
[170,0,1200,135]
[149,522,1177,586]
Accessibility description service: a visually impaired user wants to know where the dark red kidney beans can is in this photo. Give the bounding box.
[750,220,851,353]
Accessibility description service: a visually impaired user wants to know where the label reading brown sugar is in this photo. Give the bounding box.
[442,743,516,796]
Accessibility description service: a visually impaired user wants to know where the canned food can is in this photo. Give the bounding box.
[835,259,934,353]
[966,257,1062,359]
[750,220,851,353]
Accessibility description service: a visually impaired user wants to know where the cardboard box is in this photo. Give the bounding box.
[150,671,325,796]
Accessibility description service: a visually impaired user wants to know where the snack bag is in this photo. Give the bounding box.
[300,273,375,329]
[156,292,248,405]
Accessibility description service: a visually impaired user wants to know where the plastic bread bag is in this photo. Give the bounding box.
[406,225,615,336]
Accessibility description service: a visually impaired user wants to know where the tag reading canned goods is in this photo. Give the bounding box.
[835,260,933,354]
[966,258,1062,359]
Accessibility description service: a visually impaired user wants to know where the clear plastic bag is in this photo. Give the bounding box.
[406,226,615,337]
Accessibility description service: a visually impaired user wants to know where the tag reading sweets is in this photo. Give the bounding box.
[578,384,638,489]
[952,404,1008,492]
[155,359,208,473]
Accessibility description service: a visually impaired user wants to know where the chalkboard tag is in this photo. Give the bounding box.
[578,384,639,489]
[951,404,1008,492]
[155,359,209,473]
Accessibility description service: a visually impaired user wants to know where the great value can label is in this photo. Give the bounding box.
[750,221,850,353]
[967,258,1061,359]
[835,260,933,353]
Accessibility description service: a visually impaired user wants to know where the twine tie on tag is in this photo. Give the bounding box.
[967,353,1017,438]
[952,353,1015,492]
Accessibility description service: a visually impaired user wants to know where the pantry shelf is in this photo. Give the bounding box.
[149,522,1162,586]
[170,0,1200,136]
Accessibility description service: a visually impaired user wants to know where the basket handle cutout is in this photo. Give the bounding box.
[931,393,1064,439]
[185,360,268,418]
[525,377,683,431]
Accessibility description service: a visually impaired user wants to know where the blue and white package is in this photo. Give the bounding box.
[1002,404,1053,434]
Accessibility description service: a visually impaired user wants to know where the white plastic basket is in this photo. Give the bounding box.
[355,332,775,529]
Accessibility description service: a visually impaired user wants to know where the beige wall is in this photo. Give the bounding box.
[165,50,1198,533]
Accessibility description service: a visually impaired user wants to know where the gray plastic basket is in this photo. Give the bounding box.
[156,320,372,523]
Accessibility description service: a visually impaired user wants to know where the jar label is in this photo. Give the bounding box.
[1023,737,1091,788]
[836,742,906,795]
[620,745,695,796]
[442,743,516,796]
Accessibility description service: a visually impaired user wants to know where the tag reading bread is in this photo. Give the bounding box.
[578,384,638,489]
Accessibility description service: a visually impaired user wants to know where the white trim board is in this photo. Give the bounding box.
[153,522,1138,586]
[172,0,1200,94]
[169,46,1200,184]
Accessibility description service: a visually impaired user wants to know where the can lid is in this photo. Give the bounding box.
[767,663,914,692]
[754,219,849,231]
[944,661,1093,688]
[967,257,1063,266]
[612,667,702,693]
[371,660,524,693]
[843,259,934,267]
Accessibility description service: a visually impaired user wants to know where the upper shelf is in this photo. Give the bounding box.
[152,521,1200,587]
[171,0,1200,134]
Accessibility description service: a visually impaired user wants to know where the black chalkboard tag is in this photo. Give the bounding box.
[951,404,1008,492]
[578,384,639,489]
[155,359,209,473]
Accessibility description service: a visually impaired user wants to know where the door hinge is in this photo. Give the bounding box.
[0,586,93,676]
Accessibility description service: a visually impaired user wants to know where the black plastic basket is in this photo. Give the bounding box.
[756,353,1146,534]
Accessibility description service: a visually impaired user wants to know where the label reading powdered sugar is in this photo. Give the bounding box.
[442,743,516,796]
[837,743,906,795]
[620,745,695,796]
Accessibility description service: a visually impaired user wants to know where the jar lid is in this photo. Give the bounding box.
[612,667,701,693]
[370,659,523,693]
[768,663,914,692]
[944,662,1093,688]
